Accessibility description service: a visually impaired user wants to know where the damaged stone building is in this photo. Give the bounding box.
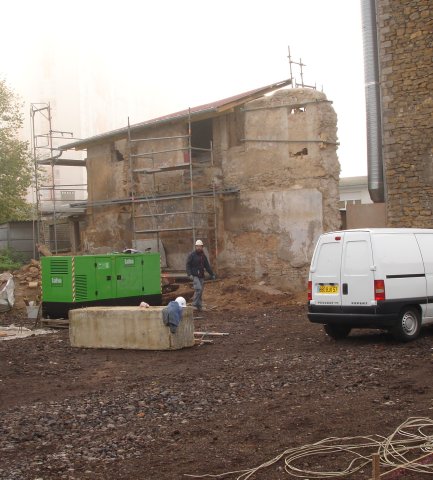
[63,80,340,291]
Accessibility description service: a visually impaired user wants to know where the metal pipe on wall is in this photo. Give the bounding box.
[361,0,385,203]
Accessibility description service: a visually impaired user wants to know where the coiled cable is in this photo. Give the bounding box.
[185,417,433,479]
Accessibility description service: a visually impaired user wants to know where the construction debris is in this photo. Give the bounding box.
[6,260,42,311]
[0,324,55,340]
[194,338,213,345]
[194,331,229,337]
[193,331,229,346]
[14,259,41,287]
[40,319,69,329]
[0,272,15,312]
[36,243,52,256]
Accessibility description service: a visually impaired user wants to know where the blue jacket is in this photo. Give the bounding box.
[162,301,183,333]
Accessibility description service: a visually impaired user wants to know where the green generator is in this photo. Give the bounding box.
[41,253,161,318]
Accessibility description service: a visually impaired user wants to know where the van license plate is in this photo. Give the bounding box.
[319,285,339,294]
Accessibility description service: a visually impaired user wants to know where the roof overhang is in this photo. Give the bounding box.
[61,79,291,151]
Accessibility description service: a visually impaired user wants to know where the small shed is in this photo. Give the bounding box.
[0,221,35,261]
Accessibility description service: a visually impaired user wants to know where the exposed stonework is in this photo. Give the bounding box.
[218,89,340,290]
[79,87,340,292]
[377,0,433,226]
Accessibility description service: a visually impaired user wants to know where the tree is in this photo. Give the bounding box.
[0,79,32,224]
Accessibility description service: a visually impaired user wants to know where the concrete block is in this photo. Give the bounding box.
[69,306,194,350]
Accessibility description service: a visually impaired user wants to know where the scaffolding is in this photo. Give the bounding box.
[127,110,220,270]
[30,103,86,254]
[287,46,318,90]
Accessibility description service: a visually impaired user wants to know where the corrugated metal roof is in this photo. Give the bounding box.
[61,79,291,150]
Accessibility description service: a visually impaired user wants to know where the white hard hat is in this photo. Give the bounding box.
[175,296,187,308]
[195,239,204,246]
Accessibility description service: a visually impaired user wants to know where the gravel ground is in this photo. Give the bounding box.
[1,304,433,479]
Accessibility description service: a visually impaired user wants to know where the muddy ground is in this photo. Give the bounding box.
[1,279,433,480]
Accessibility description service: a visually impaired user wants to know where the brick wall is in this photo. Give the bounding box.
[378,0,433,226]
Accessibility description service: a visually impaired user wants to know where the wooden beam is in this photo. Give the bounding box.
[194,332,229,336]
[372,454,381,480]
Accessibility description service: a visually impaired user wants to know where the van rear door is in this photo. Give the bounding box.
[310,233,344,306]
[341,231,375,307]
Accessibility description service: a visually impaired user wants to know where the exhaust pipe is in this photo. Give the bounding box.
[361,0,385,203]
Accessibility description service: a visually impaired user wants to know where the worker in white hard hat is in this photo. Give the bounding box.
[162,296,187,334]
[186,239,216,311]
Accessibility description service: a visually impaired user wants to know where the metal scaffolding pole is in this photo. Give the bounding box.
[127,117,137,247]
[30,105,41,255]
[47,104,59,253]
[188,108,196,246]
[126,109,222,269]
[287,45,316,90]
[30,102,86,254]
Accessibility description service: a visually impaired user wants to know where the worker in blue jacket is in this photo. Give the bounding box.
[186,239,216,311]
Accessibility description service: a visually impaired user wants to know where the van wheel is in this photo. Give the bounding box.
[392,307,421,342]
[324,324,351,340]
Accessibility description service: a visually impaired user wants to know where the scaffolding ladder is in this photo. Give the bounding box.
[127,111,218,270]
[30,103,86,255]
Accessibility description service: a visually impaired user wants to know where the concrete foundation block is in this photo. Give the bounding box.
[69,306,194,350]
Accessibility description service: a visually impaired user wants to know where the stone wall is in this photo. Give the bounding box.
[82,142,132,253]
[378,0,433,226]
[82,122,219,255]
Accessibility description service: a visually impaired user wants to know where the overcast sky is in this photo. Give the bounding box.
[1,0,366,177]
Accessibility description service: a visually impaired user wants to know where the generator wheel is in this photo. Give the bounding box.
[392,307,421,342]
[324,324,351,340]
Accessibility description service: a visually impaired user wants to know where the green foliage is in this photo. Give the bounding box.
[0,247,25,272]
[0,79,33,223]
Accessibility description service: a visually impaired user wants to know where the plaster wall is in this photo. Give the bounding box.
[219,189,323,289]
[83,142,134,252]
[218,89,340,290]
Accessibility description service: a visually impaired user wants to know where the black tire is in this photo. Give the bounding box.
[324,324,351,340]
[392,307,421,342]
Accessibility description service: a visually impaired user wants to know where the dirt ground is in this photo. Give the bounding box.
[1,278,433,480]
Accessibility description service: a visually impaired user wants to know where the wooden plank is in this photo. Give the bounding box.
[194,339,214,345]
[372,454,381,480]
[41,319,69,329]
[194,331,229,337]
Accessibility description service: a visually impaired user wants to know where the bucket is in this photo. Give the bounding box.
[26,305,40,320]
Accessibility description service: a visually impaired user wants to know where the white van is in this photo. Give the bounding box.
[308,228,433,341]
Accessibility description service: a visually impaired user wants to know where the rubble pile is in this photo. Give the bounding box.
[11,259,42,310]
